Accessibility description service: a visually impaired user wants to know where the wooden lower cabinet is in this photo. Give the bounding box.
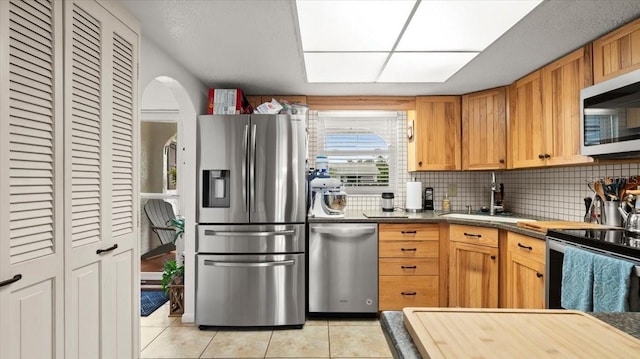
[449,242,499,308]
[505,232,546,309]
[448,225,499,308]
[378,223,441,310]
[379,276,439,309]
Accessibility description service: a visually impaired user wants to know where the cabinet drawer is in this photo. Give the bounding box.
[379,241,439,258]
[379,276,439,310]
[379,258,439,276]
[379,223,439,241]
[507,232,545,263]
[449,224,498,247]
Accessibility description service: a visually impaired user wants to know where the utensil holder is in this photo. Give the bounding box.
[603,200,622,227]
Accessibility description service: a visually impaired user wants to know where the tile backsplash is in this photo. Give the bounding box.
[307,110,640,222]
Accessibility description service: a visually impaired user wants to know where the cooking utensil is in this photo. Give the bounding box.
[593,181,606,202]
[583,197,593,222]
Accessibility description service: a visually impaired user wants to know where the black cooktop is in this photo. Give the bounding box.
[547,229,640,259]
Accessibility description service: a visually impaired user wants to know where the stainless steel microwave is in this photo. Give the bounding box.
[580,68,640,158]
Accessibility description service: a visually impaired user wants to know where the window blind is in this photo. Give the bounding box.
[317,111,397,194]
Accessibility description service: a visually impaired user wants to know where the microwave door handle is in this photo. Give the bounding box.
[242,124,248,212]
[250,123,257,212]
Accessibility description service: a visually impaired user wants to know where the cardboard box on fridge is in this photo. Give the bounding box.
[207,88,253,115]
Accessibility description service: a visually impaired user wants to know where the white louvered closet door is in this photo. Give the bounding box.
[0,0,65,358]
[63,1,139,358]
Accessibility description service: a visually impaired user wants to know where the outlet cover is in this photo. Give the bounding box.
[448,183,457,197]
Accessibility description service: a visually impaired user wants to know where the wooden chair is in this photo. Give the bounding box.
[142,199,177,259]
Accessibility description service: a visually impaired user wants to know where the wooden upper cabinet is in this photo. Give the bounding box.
[246,95,262,110]
[462,87,507,170]
[593,17,640,84]
[509,46,594,169]
[408,96,461,171]
[542,47,594,166]
[509,70,545,168]
[246,95,308,111]
[260,95,307,104]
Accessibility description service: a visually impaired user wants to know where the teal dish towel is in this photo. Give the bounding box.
[593,254,635,312]
[561,247,594,311]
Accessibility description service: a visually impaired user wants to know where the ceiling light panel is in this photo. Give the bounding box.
[396,0,542,51]
[378,52,479,83]
[304,53,388,82]
[296,0,416,51]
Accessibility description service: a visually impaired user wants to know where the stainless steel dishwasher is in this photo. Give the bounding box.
[308,223,378,314]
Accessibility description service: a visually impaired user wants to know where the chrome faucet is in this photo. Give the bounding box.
[490,171,497,216]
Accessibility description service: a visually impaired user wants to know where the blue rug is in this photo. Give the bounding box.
[141,291,168,317]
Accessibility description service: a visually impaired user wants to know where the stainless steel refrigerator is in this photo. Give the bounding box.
[195,114,306,328]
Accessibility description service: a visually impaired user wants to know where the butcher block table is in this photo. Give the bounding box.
[403,308,640,359]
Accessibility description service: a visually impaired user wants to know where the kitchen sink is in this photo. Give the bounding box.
[440,213,537,224]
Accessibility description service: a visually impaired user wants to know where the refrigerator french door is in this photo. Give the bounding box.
[196,114,306,327]
[197,114,306,224]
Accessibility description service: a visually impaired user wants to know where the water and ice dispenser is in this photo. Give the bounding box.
[202,169,230,208]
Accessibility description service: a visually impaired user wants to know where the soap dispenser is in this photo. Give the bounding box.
[442,193,451,213]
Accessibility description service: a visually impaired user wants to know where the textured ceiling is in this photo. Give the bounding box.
[120,0,640,96]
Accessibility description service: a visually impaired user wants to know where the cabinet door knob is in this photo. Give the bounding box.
[499,159,505,164]
[490,255,496,260]
[544,153,551,159]
[418,161,423,166]
[536,272,543,278]
[538,154,545,159]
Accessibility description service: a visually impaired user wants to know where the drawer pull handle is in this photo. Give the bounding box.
[517,243,533,250]
[463,232,482,238]
[96,244,118,255]
[401,248,417,252]
[536,272,543,278]
[401,230,417,234]
[490,255,496,260]
[401,291,417,296]
[401,265,417,269]
[0,274,22,288]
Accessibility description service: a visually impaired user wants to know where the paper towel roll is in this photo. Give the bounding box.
[406,182,422,212]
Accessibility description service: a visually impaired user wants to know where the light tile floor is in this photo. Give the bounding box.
[140,304,393,359]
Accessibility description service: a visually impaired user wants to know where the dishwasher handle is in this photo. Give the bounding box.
[203,259,295,267]
[203,229,295,237]
[310,227,376,236]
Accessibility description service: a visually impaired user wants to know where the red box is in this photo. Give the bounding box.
[207,88,253,115]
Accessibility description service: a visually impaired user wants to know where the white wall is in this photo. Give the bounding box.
[139,38,207,323]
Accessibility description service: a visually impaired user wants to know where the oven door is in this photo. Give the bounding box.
[545,238,566,309]
[545,237,640,310]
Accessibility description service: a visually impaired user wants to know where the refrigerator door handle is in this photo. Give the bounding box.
[203,229,296,237]
[242,124,249,212]
[203,259,295,267]
[250,123,257,212]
